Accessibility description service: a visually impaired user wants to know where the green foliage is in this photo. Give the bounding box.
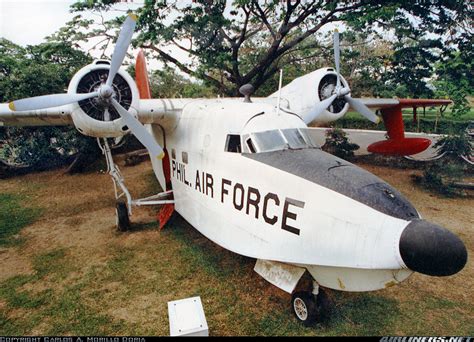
[0,39,91,101]
[0,193,42,246]
[59,1,470,96]
[435,50,473,118]
[420,162,466,197]
[434,132,472,159]
[322,128,359,160]
[417,132,472,196]
[381,39,439,98]
[149,66,216,98]
[0,39,99,169]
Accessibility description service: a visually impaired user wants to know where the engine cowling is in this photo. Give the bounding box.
[68,60,140,137]
[274,68,351,124]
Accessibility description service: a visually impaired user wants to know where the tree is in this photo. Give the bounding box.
[52,0,471,96]
[149,66,216,98]
[434,32,473,118]
[0,39,98,171]
[380,38,441,98]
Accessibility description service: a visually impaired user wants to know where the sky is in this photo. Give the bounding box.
[0,0,192,73]
[0,0,344,77]
[0,0,78,46]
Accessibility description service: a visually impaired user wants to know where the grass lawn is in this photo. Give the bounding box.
[0,161,472,336]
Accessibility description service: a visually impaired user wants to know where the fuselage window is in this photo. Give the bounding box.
[246,138,257,153]
[182,151,188,164]
[225,134,242,153]
[171,148,176,159]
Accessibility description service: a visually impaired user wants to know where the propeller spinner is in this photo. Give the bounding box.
[8,13,165,160]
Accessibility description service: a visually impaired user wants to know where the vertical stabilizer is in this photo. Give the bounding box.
[135,50,152,99]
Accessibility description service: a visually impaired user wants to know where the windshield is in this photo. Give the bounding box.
[242,128,319,153]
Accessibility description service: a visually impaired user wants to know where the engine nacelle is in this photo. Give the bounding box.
[274,68,351,124]
[67,60,140,137]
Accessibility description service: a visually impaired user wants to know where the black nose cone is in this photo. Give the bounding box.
[399,219,467,276]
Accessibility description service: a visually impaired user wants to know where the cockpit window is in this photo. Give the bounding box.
[246,138,257,153]
[281,128,306,149]
[225,134,242,153]
[241,128,319,154]
[252,130,287,152]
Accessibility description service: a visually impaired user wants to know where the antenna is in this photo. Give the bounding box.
[276,69,283,115]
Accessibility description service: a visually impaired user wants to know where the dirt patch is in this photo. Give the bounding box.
[0,159,472,335]
[0,248,33,282]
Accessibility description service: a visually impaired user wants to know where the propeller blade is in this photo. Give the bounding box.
[305,94,337,123]
[111,98,165,160]
[106,13,137,87]
[334,30,341,89]
[9,92,99,112]
[344,95,380,124]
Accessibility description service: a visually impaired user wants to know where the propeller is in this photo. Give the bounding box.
[106,13,137,87]
[111,98,164,159]
[8,92,99,112]
[334,30,341,90]
[308,30,380,124]
[7,13,165,160]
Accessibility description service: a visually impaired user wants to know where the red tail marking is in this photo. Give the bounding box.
[135,50,151,99]
[368,104,431,156]
[136,50,175,227]
[157,203,174,230]
[397,99,451,108]
[162,148,172,191]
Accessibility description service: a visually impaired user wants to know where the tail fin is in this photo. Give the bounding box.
[135,50,171,185]
[136,50,175,227]
[135,50,151,99]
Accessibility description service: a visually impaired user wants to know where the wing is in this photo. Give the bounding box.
[357,98,451,110]
[356,98,400,110]
[0,104,73,127]
[353,98,451,155]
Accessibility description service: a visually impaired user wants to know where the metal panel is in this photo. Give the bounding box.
[254,259,306,293]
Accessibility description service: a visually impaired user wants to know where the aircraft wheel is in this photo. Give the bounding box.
[291,290,329,326]
[291,291,318,326]
[116,201,130,232]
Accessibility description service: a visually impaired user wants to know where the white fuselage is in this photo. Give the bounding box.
[147,98,414,292]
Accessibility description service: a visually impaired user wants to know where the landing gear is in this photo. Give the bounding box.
[292,291,318,325]
[115,201,130,231]
[291,282,330,326]
[97,138,175,232]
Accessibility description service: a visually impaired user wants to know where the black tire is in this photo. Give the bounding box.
[291,291,318,326]
[316,288,332,323]
[291,289,331,326]
[116,201,130,232]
